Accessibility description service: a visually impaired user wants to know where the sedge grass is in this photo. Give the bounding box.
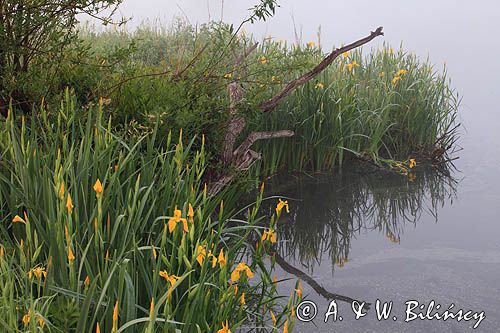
[0,92,298,332]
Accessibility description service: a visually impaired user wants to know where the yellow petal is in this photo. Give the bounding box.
[270,231,277,244]
[59,182,65,199]
[66,193,74,213]
[211,255,217,268]
[230,269,240,283]
[188,204,194,222]
[196,245,206,265]
[68,247,75,262]
[22,311,30,326]
[244,266,254,279]
[12,215,25,224]
[182,218,189,233]
[93,179,103,197]
[168,218,177,233]
[112,300,119,330]
[270,310,277,325]
[218,249,227,267]
[149,297,155,319]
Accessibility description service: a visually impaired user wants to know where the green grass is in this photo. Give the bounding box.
[0,92,298,332]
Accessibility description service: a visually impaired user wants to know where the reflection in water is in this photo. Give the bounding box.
[264,164,458,301]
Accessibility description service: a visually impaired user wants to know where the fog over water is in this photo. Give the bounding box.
[88,1,500,331]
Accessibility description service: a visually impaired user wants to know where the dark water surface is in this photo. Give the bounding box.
[111,0,499,331]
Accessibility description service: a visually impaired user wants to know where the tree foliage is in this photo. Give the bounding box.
[0,0,123,110]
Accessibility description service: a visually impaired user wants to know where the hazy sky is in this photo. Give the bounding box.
[87,0,498,64]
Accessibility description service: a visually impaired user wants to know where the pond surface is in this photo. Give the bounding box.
[101,0,500,331]
[270,163,499,332]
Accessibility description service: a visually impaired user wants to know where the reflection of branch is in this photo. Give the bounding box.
[274,253,371,308]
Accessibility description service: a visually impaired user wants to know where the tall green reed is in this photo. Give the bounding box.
[0,91,296,332]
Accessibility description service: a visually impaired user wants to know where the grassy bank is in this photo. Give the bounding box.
[0,97,297,332]
[76,22,459,177]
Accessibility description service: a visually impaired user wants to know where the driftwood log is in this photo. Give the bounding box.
[209,27,384,196]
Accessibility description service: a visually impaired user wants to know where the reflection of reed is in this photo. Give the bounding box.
[266,165,458,273]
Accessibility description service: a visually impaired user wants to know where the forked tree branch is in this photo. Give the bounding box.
[210,27,384,196]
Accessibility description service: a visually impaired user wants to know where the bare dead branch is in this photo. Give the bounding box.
[233,130,294,158]
[259,27,384,113]
[222,43,259,165]
[211,28,383,196]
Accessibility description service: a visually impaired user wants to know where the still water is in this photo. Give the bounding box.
[269,164,499,332]
[104,0,500,331]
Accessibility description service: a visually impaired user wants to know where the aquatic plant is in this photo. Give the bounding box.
[0,94,295,332]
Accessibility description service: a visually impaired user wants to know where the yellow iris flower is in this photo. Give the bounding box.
[196,245,207,265]
[392,76,401,85]
[28,266,47,279]
[409,158,417,168]
[347,61,360,72]
[261,229,277,243]
[276,199,290,214]
[12,215,26,224]
[315,82,324,89]
[168,209,188,233]
[188,204,194,223]
[230,262,254,283]
[68,246,75,263]
[218,248,227,267]
[218,320,231,333]
[93,179,103,198]
[66,193,73,214]
[159,270,179,286]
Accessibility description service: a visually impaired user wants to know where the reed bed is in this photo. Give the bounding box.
[78,23,459,178]
[0,93,297,332]
[249,45,459,176]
